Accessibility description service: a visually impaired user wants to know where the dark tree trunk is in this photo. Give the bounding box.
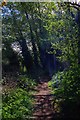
[25,12,39,67]
[19,38,33,72]
[29,24,39,66]
[10,8,33,72]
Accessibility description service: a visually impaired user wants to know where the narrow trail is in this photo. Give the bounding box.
[32,76,56,120]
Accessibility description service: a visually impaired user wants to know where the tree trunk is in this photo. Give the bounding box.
[25,12,39,67]
[19,38,33,72]
[12,13,33,72]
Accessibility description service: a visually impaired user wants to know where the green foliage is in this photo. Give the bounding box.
[49,65,80,101]
[48,71,64,96]
[44,2,78,64]
[2,88,34,119]
[2,74,37,119]
[18,75,36,90]
[46,2,80,109]
[2,3,80,118]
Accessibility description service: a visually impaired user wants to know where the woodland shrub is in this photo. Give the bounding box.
[2,88,34,119]
[18,75,36,90]
[48,65,80,102]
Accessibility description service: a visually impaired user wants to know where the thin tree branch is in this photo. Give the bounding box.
[64,2,80,10]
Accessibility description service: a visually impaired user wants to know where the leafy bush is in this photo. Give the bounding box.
[2,88,34,119]
[18,75,36,90]
[48,71,64,97]
[48,71,64,88]
[48,66,80,101]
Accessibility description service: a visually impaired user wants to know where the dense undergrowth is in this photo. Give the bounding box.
[48,66,80,101]
[2,75,37,119]
[48,65,80,118]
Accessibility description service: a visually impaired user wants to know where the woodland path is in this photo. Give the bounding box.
[32,76,57,120]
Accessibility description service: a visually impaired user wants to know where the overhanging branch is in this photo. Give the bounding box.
[64,2,80,10]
